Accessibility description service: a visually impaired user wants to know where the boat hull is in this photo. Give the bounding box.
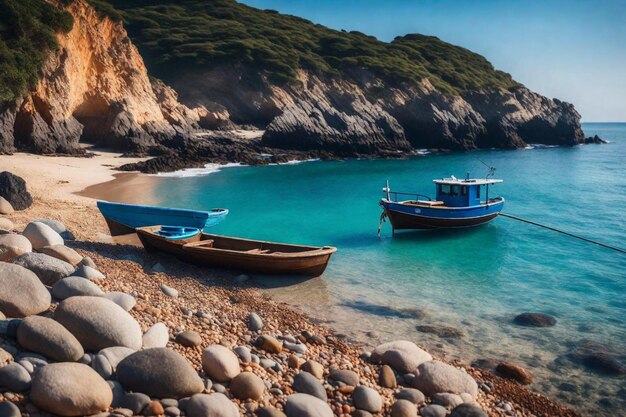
[97,201,228,236]
[136,227,336,277]
[381,199,504,230]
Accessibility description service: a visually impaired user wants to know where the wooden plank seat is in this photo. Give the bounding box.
[183,240,214,248]
[246,248,270,254]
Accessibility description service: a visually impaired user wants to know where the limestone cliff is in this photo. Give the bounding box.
[168,67,584,154]
[0,0,221,155]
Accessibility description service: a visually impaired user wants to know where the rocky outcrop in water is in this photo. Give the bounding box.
[165,66,587,155]
[584,135,608,144]
[261,76,585,152]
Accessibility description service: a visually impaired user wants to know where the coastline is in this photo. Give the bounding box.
[0,151,583,416]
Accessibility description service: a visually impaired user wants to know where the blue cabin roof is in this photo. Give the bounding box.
[433,177,502,208]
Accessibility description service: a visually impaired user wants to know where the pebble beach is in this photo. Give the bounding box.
[0,152,583,417]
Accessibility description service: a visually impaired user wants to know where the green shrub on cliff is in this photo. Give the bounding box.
[0,0,73,106]
[95,0,519,93]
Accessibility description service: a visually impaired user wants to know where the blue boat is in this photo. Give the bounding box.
[156,226,201,240]
[97,201,229,236]
[379,175,504,233]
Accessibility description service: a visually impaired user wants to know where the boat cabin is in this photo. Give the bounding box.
[433,177,502,208]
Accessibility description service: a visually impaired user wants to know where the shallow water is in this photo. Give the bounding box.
[137,123,625,415]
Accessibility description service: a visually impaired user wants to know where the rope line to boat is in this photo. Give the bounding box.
[377,209,388,238]
[498,213,626,254]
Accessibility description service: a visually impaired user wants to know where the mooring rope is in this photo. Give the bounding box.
[377,210,387,238]
[498,213,626,254]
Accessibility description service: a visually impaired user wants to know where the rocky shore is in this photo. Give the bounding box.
[0,171,584,417]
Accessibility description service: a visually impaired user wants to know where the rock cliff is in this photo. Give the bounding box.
[0,0,217,155]
[171,68,584,154]
[0,0,592,166]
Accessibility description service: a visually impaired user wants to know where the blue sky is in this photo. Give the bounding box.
[241,0,626,122]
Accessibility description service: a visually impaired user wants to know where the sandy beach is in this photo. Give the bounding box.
[0,150,159,242]
[0,151,580,416]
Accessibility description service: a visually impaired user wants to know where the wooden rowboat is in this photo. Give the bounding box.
[136,226,337,277]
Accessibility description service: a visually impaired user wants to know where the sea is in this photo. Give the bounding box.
[110,123,626,415]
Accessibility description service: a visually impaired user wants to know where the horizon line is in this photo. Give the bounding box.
[581,121,626,123]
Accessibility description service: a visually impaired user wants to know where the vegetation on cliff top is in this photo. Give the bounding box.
[93,0,520,94]
[0,0,73,106]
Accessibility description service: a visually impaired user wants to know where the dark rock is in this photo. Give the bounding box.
[262,95,411,155]
[584,135,607,144]
[379,364,397,388]
[186,393,239,417]
[432,393,464,407]
[120,393,152,415]
[30,363,112,416]
[513,312,557,327]
[300,360,324,379]
[329,368,359,386]
[395,388,425,405]
[292,371,327,400]
[0,103,20,155]
[371,340,432,374]
[12,252,74,285]
[116,348,204,399]
[0,172,32,210]
[416,325,464,339]
[229,372,265,400]
[13,93,84,155]
[284,393,333,417]
[420,404,447,417]
[352,385,382,413]
[108,380,126,407]
[256,334,282,354]
[256,406,287,417]
[248,312,263,331]
[0,401,21,417]
[176,330,202,347]
[391,399,417,417]
[565,342,626,376]
[54,296,143,351]
[448,403,488,417]
[0,262,51,317]
[412,360,478,398]
[16,315,84,362]
[496,362,533,385]
[464,87,584,148]
[0,362,31,391]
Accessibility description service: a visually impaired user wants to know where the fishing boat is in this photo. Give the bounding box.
[97,201,228,236]
[136,226,337,277]
[379,174,504,232]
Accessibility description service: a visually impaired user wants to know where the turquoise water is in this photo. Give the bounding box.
[148,123,625,414]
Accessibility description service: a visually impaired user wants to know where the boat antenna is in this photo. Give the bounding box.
[473,155,496,179]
